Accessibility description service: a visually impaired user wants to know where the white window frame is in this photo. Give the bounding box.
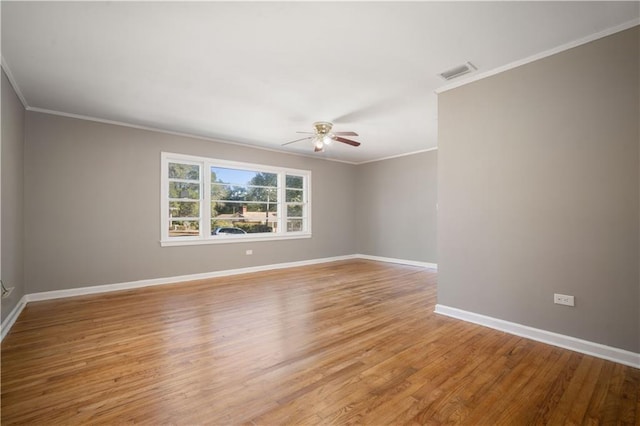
[161,152,312,246]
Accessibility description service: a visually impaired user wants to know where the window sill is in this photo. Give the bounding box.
[160,232,312,247]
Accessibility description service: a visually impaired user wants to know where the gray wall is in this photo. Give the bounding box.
[356,150,437,263]
[1,69,26,322]
[24,112,357,293]
[438,27,639,352]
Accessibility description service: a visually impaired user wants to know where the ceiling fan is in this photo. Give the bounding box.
[282,121,361,152]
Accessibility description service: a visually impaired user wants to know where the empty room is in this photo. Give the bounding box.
[1,1,639,424]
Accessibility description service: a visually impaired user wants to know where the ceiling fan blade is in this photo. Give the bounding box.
[295,131,315,134]
[333,136,361,147]
[282,136,313,146]
[332,131,359,136]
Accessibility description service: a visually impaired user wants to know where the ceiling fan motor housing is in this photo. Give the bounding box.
[313,121,333,135]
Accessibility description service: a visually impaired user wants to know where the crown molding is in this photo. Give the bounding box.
[26,106,436,166]
[27,107,360,165]
[356,147,438,165]
[1,57,29,108]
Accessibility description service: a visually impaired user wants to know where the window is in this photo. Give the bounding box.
[161,153,311,246]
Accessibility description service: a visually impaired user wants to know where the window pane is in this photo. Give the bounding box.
[169,220,200,237]
[287,219,303,232]
[287,204,303,217]
[211,219,276,235]
[169,182,199,199]
[211,167,277,187]
[212,201,243,216]
[211,183,230,201]
[286,175,303,189]
[211,218,234,230]
[286,189,303,202]
[240,223,275,234]
[211,184,249,202]
[212,184,277,203]
[227,186,248,201]
[211,202,229,217]
[169,163,199,180]
[211,225,247,235]
[212,203,276,216]
[212,200,277,235]
[249,172,277,187]
[245,203,277,213]
[169,201,200,218]
[246,187,277,202]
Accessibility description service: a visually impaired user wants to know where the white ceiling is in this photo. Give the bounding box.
[2,2,638,164]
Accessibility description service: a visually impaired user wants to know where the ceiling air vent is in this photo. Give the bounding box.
[438,62,477,81]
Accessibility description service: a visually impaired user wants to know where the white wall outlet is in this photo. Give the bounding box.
[245,249,253,255]
[2,287,14,299]
[554,293,575,306]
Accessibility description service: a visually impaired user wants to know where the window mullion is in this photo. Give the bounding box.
[278,173,285,234]
[203,162,212,237]
[161,155,169,241]
[304,174,310,233]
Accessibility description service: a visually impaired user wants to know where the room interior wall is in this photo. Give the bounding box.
[355,150,437,264]
[1,69,26,322]
[23,112,357,293]
[438,26,640,352]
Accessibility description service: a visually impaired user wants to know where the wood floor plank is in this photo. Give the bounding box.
[1,259,637,424]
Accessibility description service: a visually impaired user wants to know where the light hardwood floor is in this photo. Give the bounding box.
[1,260,638,424]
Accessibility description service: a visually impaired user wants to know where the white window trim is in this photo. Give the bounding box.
[161,152,312,247]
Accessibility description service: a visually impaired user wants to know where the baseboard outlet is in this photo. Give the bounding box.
[2,287,15,299]
[356,254,437,269]
[1,295,28,340]
[434,304,640,369]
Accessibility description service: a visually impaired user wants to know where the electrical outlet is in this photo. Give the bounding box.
[2,287,14,299]
[245,249,253,255]
[554,293,575,306]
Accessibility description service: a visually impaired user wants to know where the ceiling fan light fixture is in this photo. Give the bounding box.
[282,121,360,153]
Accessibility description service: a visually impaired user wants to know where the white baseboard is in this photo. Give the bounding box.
[26,254,358,303]
[356,254,437,269]
[1,295,28,340]
[435,304,640,369]
[0,253,432,341]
